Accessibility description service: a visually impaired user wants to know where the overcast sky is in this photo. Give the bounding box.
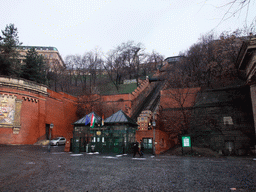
[1,0,255,59]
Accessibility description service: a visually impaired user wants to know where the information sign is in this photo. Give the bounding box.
[182,136,191,147]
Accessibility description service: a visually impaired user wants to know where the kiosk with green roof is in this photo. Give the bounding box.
[73,110,138,154]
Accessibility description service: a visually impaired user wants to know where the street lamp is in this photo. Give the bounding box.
[152,119,156,156]
[48,123,54,152]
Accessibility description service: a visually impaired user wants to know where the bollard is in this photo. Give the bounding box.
[64,141,70,152]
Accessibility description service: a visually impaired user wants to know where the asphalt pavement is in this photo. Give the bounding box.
[0,145,255,192]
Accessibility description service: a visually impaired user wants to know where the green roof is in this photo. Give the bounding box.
[104,110,137,125]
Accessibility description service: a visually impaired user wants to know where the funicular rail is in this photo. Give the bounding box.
[131,81,165,120]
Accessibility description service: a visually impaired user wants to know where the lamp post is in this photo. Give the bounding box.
[48,123,54,152]
[152,119,156,156]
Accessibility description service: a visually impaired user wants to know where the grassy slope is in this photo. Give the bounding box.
[98,83,137,95]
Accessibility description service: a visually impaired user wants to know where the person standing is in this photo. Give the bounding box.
[133,141,139,158]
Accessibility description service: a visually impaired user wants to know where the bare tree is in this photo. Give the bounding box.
[103,41,145,90]
[76,93,113,119]
[46,58,66,92]
[159,85,201,143]
[65,55,77,92]
[146,50,164,71]
[203,0,256,28]
[175,30,247,89]
[103,49,123,91]
[83,48,103,93]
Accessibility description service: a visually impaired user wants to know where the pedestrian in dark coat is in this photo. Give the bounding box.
[133,141,139,157]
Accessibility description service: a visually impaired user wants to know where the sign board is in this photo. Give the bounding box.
[182,136,191,147]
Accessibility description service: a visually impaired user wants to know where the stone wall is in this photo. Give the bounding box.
[189,86,255,155]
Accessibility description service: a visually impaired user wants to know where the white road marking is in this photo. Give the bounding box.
[70,154,83,156]
[51,152,65,154]
[102,156,118,159]
[132,158,146,160]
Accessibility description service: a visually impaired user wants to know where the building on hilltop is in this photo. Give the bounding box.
[16,46,65,71]
[163,56,182,65]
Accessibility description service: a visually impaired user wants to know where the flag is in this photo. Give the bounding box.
[90,113,95,128]
[102,114,104,126]
[85,115,90,126]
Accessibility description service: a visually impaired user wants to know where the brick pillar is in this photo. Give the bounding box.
[250,84,256,153]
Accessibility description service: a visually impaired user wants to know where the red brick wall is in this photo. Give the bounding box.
[101,94,132,117]
[160,87,200,109]
[0,80,77,145]
[0,86,47,144]
[100,79,153,117]
[136,129,175,154]
[45,90,77,140]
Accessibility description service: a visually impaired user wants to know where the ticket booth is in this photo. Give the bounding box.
[72,110,138,154]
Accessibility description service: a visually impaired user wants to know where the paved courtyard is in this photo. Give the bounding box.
[0,145,255,191]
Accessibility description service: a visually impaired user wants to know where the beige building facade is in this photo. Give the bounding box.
[16,46,64,71]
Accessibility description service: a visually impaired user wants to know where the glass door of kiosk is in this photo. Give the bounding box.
[142,138,153,154]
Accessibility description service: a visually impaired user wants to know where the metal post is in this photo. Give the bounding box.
[48,123,54,152]
[152,114,156,156]
[153,125,155,155]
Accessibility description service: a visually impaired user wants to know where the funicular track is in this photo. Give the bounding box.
[131,80,165,120]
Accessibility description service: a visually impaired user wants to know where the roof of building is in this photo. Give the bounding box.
[73,112,102,125]
[16,46,58,51]
[104,110,137,125]
[164,56,182,61]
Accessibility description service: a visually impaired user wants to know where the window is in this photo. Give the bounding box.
[143,138,153,149]
[223,116,233,125]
